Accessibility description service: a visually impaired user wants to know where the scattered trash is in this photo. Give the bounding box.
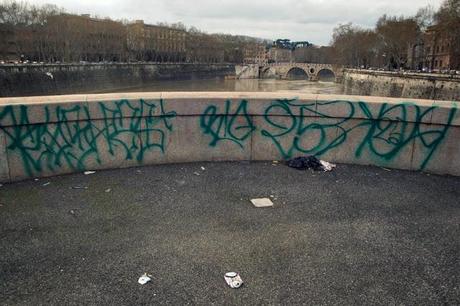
[138,273,152,285]
[45,72,54,79]
[72,186,88,190]
[201,166,206,171]
[272,160,279,164]
[193,172,200,176]
[34,178,39,181]
[42,182,50,186]
[224,272,243,289]
[380,167,392,172]
[69,209,76,215]
[269,195,275,198]
[287,156,322,171]
[287,156,336,172]
[84,171,96,175]
[250,198,274,208]
[136,170,142,174]
[319,160,336,172]
[105,188,111,193]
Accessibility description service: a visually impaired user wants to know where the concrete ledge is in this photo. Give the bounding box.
[0,92,459,182]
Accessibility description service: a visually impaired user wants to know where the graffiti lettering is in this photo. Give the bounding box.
[0,99,176,176]
[1,97,457,178]
[260,99,456,169]
[200,99,255,148]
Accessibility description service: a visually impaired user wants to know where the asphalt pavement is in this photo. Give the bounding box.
[1,162,459,305]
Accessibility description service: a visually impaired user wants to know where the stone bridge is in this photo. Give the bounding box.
[236,63,343,81]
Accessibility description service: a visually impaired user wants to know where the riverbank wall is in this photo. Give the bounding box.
[0,63,235,97]
[343,69,460,101]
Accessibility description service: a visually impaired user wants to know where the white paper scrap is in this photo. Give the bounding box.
[250,198,274,208]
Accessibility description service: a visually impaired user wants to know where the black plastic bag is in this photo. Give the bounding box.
[287,156,324,171]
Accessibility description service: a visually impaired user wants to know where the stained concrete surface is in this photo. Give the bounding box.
[0,162,459,305]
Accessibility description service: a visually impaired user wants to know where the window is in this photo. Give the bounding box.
[440,60,443,67]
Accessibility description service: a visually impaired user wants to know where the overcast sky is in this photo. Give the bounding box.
[26,0,444,45]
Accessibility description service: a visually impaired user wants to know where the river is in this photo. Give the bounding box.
[97,78,344,95]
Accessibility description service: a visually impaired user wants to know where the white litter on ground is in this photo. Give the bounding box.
[250,198,274,208]
[138,273,152,285]
[224,272,243,288]
[42,182,50,186]
[201,166,206,170]
[319,160,336,172]
[84,171,96,175]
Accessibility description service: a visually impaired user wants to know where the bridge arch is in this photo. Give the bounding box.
[286,67,309,80]
[316,68,336,82]
[260,67,276,79]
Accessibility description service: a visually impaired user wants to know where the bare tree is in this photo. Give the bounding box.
[331,23,379,68]
[375,15,419,69]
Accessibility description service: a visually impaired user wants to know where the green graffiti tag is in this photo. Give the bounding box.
[1,96,457,177]
[0,99,176,176]
[353,101,455,169]
[261,99,351,158]
[260,99,457,169]
[200,99,255,148]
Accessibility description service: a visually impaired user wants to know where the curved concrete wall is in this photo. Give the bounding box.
[0,92,459,182]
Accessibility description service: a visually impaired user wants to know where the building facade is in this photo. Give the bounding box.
[127,20,186,62]
[408,25,460,71]
[268,47,292,63]
[0,13,265,64]
[46,14,127,62]
[243,44,267,65]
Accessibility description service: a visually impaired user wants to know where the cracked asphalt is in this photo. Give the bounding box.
[1,162,459,305]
